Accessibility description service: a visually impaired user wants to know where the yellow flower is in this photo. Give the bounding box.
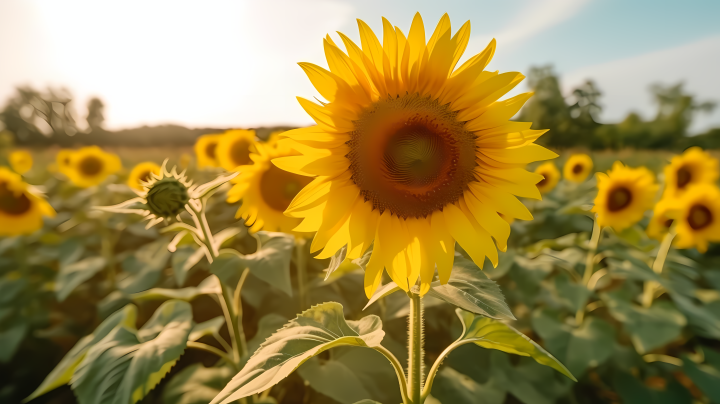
[179,153,192,169]
[563,154,593,183]
[499,212,515,225]
[216,129,257,171]
[227,142,312,235]
[0,167,55,236]
[127,162,161,191]
[673,184,720,253]
[275,13,556,297]
[265,130,287,148]
[9,150,33,175]
[646,197,677,241]
[55,149,74,175]
[194,134,223,169]
[66,146,121,188]
[592,162,658,231]
[534,162,560,194]
[663,147,718,199]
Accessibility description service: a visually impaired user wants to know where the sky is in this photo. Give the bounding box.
[1,0,719,133]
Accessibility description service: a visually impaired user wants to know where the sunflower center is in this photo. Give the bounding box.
[260,164,312,212]
[78,156,104,176]
[348,94,476,218]
[607,187,632,212]
[205,142,217,159]
[664,218,674,228]
[572,163,583,174]
[0,182,32,216]
[139,171,152,182]
[230,139,252,167]
[677,166,692,189]
[688,204,712,230]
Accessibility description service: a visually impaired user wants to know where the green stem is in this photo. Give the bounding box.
[295,239,309,311]
[373,345,410,404]
[187,341,239,371]
[641,231,675,308]
[576,219,601,325]
[422,340,474,401]
[408,292,424,403]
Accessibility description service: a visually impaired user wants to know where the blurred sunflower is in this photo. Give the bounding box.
[265,130,287,148]
[66,146,121,188]
[275,13,556,297]
[194,134,223,169]
[216,129,257,171]
[9,150,33,175]
[663,147,718,199]
[592,162,658,231]
[127,162,161,191]
[646,197,677,241]
[179,153,192,169]
[227,142,312,235]
[55,149,74,175]
[673,184,720,253]
[534,162,560,194]
[0,167,55,236]
[563,154,593,183]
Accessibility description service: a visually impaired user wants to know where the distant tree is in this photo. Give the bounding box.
[0,86,79,145]
[86,97,105,133]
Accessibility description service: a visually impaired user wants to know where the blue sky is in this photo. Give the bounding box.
[1,0,719,132]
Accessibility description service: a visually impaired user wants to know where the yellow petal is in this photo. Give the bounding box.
[431,210,456,284]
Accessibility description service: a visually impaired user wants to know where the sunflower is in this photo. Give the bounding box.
[127,162,162,191]
[592,162,658,231]
[66,146,121,188]
[646,197,677,241]
[9,150,33,175]
[534,162,560,194]
[673,184,720,253]
[563,154,593,183]
[216,129,257,171]
[194,134,223,169]
[55,149,74,175]
[227,141,313,235]
[179,153,192,169]
[0,167,55,236]
[274,13,556,297]
[663,147,719,199]
[265,130,287,148]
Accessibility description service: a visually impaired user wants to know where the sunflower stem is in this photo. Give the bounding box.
[576,218,602,325]
[408,291,424,403]
[641,231,675,308]
[295,238,309,311]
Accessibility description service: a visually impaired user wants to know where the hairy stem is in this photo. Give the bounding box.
[373,345,410,404]
[576,219,602,325]
[422,340,475,401]
[641,231,675,308]
[408,292,424,403]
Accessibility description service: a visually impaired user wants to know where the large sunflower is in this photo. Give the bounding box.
[66,146,122,188]
[216,129,257,171]
[673,184,720,253]
[227,142,313,235]
[274,13,556,297]
[534,162,560,194]
[0,167,55,236]
[194,134,223,169]
[592,162,658,231]
[663,147,718,199]
[9,150,33,175]
[127,162,162,191]
[563,154,593,183]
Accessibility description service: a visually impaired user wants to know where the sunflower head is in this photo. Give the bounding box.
[646,197,678,241]
[55,149,74,175]
[9,150,33,175]
[66,146,121,188]
[265,130,287,149]
[145,176,190,219]
[673,184,720,253]
[0,167,55,236]
[274,13,557,297]
[663,147,719,198]
[127,161,162,191]
[227,141,312,235]
[216,129,257,171]
[592,161,658,231]
[194,134,223,169]
[563,154,593,183]
[534,162,560,194]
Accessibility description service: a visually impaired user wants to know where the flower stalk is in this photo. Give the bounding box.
[408,292,424,403]
[641,230,676,308]
[576,218,602,325]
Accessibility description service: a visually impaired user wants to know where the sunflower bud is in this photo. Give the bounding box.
[145,177,189,218]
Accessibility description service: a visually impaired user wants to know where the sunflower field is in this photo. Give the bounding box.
[3,12,720,404]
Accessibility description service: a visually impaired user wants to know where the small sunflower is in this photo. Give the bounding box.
[673,184,720,253]
[274,13,556,297]
[194,134,223,169]
[127,162,162,191]
[646,197,677,241]
[66,146,121,188]
[534,162,560,194]
[0,167,55,236]
[592,162,658,231]
[216,129,257,171]
[227,142,313,235]
[9,150,33,175]
[55,149,74,175]
[563,154,593,183]
[663,147,719,199]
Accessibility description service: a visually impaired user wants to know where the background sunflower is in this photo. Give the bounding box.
[127,161,161,191]
[593,161,658,231]
[563,154,593,183]
[9,150,33,175]
[194,134,223,169]
[216,129,257,172]
[663,147,719,199]
[66,146,121,188]
[535,162,561,193]
[0,167,55,236]
[674,184,720,252]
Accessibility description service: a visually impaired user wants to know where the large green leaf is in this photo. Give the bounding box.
[454,309,575,381]
[162,364,235,404]
[171,245,205,287]
[0,319,28,363]
[682,355,720,403]
[210,302,385,404]
[118,239,172,294]
[431,367,505,404]
[24,305,137,402]
[131,276,221,302]
[189,316,226,342]
[55,256,107,302]
[70,300,194,404]
[553,272,592,313]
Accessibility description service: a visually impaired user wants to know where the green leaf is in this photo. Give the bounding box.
[118,239,172,294]
[189,316,226,342]
[553,272,592,313]
[351,401,382,404]
[431,367,505,404]
[454,309,575,381]
[612,371,693,404]
[171,246,205,287]
[426,256,515,320]
[682,356,720,402]
[55,256,107,302]
[24,305,137,402]
[162,364,235,404]
[247,314,289,356]
[0,320,28,363]
[71,300,193,404]
[210,302,385,404]
[671,293,720,339]
[131,276,221,302]
[324,245,347,281]
[363,282,402,310]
